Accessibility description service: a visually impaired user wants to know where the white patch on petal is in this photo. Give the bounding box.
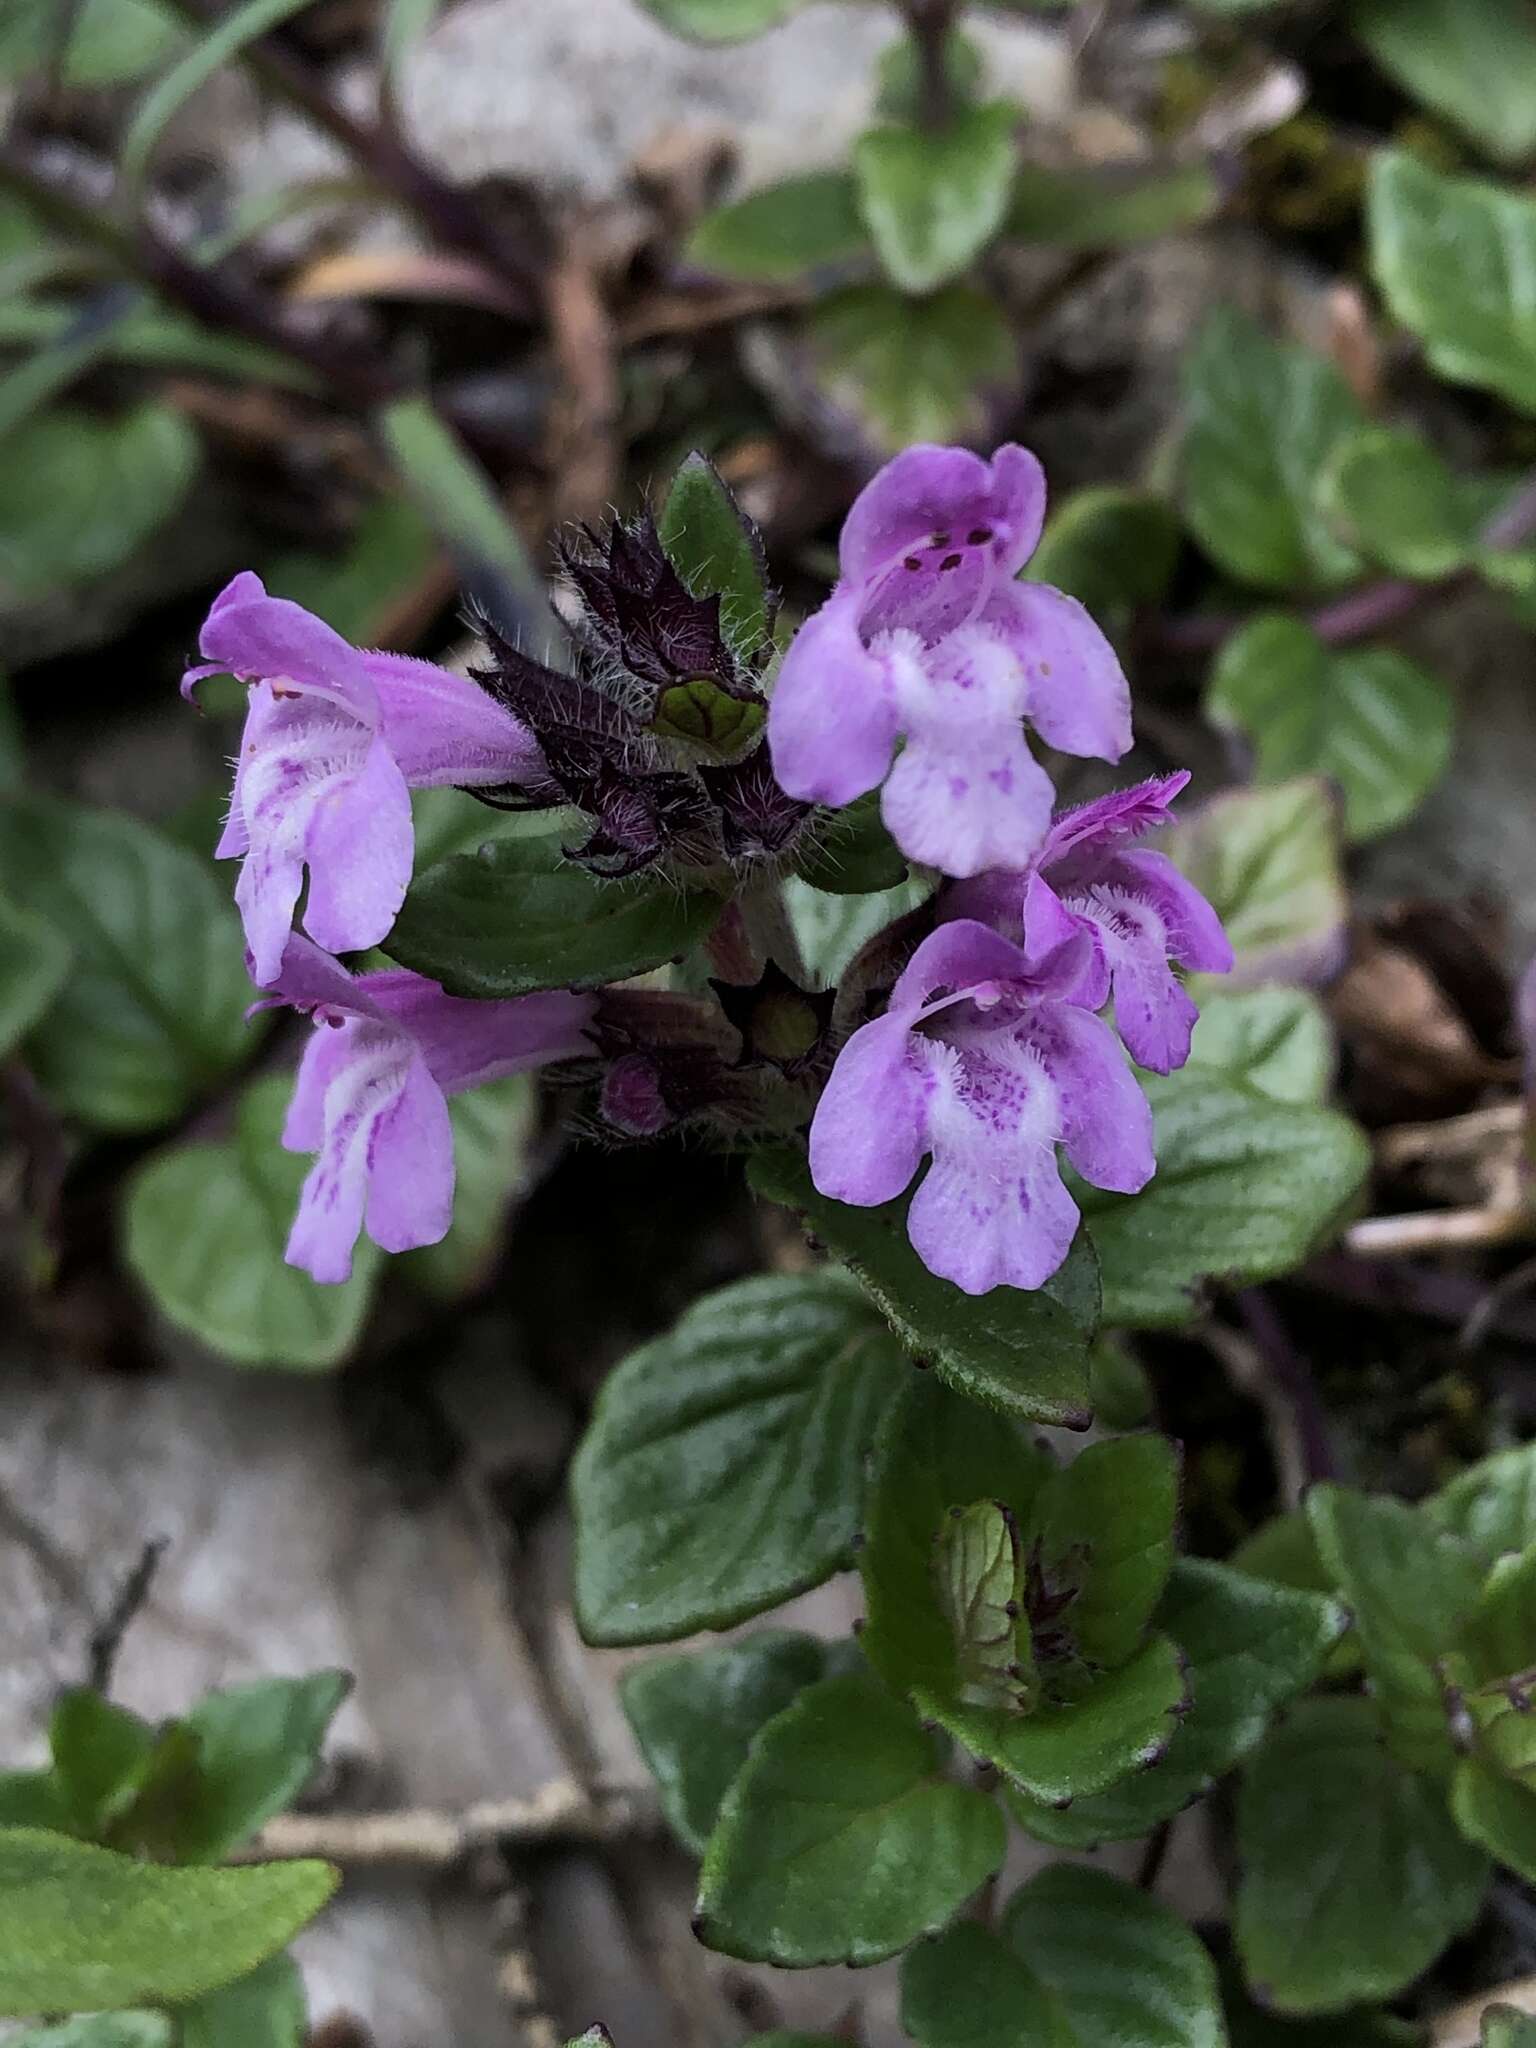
[286,1020,413,1282]
[905,1028,1079,1292]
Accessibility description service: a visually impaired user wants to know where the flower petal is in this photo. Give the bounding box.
[840,443,1047,586]
[891,917,1035,1012]
[362,1058,456,1255]
[284,1023,416,1284]
[365,651,545,789]
[358,973,596,1093]
[880,627,1053,877]
[809,1012,929,1206]
[985,580,1132,761]
[198,581,379,724]
[1040,771,1192,872]
[262,930,390,1024]
[906,1036,1080,1293]
[1111,848,1234,976]
[298,732,414,962]
[1019,1003,1154,1191]
[766,591,898,807]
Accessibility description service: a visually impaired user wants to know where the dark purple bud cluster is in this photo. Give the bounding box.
[469,504,807,880]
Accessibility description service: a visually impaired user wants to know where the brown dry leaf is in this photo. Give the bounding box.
[1328,924,1505,1125]
[288,249,526,317]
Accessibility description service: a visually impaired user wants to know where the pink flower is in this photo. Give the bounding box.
[260,937,594,1283]
[948,774,1234,1075]
[766,445,1131,880]
[185,574,544,984]
[809,921,1154,1295]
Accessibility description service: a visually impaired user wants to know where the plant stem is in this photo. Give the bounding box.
[1145,465,1536,661]
[1236,1288,1336,1484]
[151,0,541,314]
[905,0,958,131]
[0,145,395,409]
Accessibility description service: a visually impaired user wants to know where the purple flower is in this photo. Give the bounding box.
[185,574,544,984]
[767,445,1132,880]
[947,773,1234,1075]
[809,920,1154,1294]
[260,936,594,1283]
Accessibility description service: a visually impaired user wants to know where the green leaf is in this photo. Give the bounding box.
[403,839,703,995]
[633,0,803,40]
[854,102,1019,294]
[749,1145,1099,1427]
[1368,150,1536,415]
[934,1501,1037,1711]
[1166,779,1347,989]
[121,0,339,191]
[264,497,438,644]
[0,887,68,1057]
[1429,1444,1536,1562]
[6,2020,173,2048]
[901,1921,1066,2048]
[0,0,182,86]
[0,1828,336,2015]
[1454,1758,1536,1882]
[1025,486,1181,615]
[171,1671,350,1863]
[1009,1557,1348,1847]
[48,1690,157,1836]
[1222,1974,1419,2048]
[1075,1071,1370,1328]
[401,1074,536,1299]
[0,290,146,442]
[858,1370,1054,1704]
[1353,0,1536,166]
[784,871,934,988]
[791,791,909,895]
[1307,1484,1483,1774]
[572,1271,901,1644]
[0,794,254,1132]
[809,283,1015,453]
[620,1632,833,1854]
[1181,307,1365,592]
[996,1865,1224,2048]
[180,1953,306,2048]
[0,298,316,393]
[376,397,562,660]
[694,1672,1005,1966]
[1236,1699,1489,2014]
[1186,988,1334,1104]
[384,824,722,997]
[1484,2009,1536,2048]
[1038,1435,1178,1670]
[657,451,772,664]
[685,173,869,281]
[0,403,199,603]
[931,1634,1189,1804]
[1460,1546,1536,1684]
[381,0,440,83]
[1006,159,1220,247]
[123,1075,381,1370]
[1319,425,1483,579]
[1087,1335,1153,1429]
[1207,613,1454,844]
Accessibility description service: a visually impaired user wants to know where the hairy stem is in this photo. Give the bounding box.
[904,0,959,131]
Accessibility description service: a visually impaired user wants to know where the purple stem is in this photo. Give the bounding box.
[1147,468,1536,660]
[1236,1287,1337,1484]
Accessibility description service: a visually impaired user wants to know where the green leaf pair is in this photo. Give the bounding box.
[903,1865,1225,2048]
[1234,1447,1536,2013]
[0,1671,348,1866]
[860,1375,1195,1805]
